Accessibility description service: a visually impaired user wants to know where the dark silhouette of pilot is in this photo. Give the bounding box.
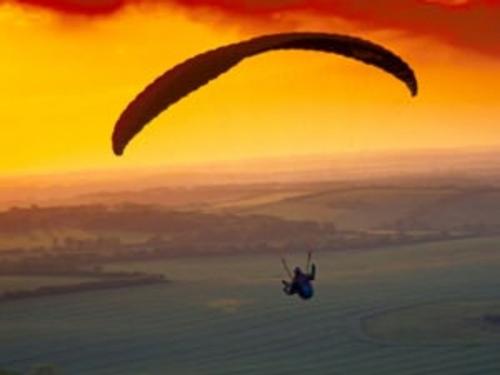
[282,264,316,300]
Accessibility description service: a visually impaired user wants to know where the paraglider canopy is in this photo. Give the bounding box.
[112,32,418,156]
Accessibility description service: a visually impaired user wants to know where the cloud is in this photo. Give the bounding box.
[3,0,500,55]
[169,0,500,55]
[7,0,126,15]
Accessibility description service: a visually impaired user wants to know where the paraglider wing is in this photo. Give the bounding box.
[112,32,418,156]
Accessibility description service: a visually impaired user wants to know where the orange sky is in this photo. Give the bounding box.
[2,0,500,176]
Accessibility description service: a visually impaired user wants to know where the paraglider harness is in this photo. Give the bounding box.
[281,252,316,300]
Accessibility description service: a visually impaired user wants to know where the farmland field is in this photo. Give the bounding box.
[0,230,153,252]
[236,187,500,231]
[0,276,98,294]
[1,237,500,374]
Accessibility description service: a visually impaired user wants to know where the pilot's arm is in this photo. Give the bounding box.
[308,264,316,281]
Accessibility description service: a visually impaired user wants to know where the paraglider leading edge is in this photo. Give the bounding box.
[111,32,418,156]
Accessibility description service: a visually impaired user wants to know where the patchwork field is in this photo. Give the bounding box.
[1,237,500,374]
[0,276,98,294]
[233,187,500,231]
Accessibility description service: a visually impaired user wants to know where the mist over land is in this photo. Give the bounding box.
[2,146,500,209]
[3,147,500,265]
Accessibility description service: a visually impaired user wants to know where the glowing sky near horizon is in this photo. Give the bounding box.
[1,0,500,175]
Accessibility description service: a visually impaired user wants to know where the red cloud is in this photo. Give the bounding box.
[169,0,500,55]
[8,0,126,14]
[3,0,500,55]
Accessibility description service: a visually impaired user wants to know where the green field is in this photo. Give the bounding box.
[1,237,500,374]
[362,300,500,345]
[0,238,500,375]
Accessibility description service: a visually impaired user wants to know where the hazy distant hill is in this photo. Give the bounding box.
[3,184,500,251]
[2,147,500,252]
[3,146,500,208]
[229,186,500,232]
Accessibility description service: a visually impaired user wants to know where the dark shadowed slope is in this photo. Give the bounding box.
[112,32,418,155]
